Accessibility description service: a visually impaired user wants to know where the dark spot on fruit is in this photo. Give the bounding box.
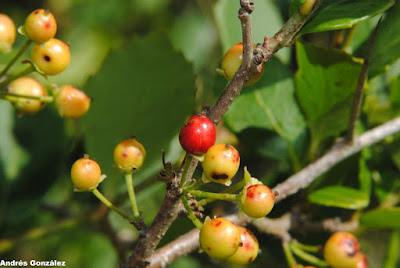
[122,153,128,158]
[211,156,215,159]
[44,55,51,62]
[40,102,45,107]
[239,242,243,247]
[211,173,228,180]
[215,220,221,227]
[207,246,211,251]
[248,257,253,262]
[247,191,255,198]
[34,10,39,14]
[244,242,252,250]
[224,144,230,149]
[45,22,50,28]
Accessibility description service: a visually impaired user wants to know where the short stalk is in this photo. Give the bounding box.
[188,189,238,202]
[283,241,297,268]
[184,179,204,192]
[0,39,33,77]
[181,196,203,229]
[179,154,193,188]
[289,241,329,267]
[125,173,140,221]
[0,65,36,89]
[291,240,320,253]
[0,92,54,103]
[197,179,247,207]
[91,188,133,222]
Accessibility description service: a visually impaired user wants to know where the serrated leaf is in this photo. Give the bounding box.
[300,0,394,35]
[360,208,400,229]
[308,186,369,209]
[82,32,195,187]
[224,57,306,165]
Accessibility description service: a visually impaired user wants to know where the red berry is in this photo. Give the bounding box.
[71,156,102,191]
[53,85,91,118]
[226,226,259,265]
[199,217,241,260]
[241,184,274,218]
[324,232,360,268]
[179,114,216,155]
[113,138,146,173]
[202,144,240,185]
[221,42,264,86]
[24,9,57,43]
[0,13,16,53]
[31,38,70,75]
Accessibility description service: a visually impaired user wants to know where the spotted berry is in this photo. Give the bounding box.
[113,137,146,173]
[241,184,274,218]
[324,232,360,268]
[226,226,259,265]
[24,9,57,43]
[31,38,70,75]
[71,156,102,191]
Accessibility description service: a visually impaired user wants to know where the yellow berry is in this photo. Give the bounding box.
[71,157,102,191]
[31,38,70,75]
[113,138,146,173]
[24,9,57,43]
[0,14,16,53]
[54,85,91,118]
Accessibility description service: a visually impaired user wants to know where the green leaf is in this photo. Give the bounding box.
[383,231,400,268]
[82,32,195,187]
[295,41,363,153]
[224,57,306,165]
[308,186,369,209]
[300,0,394,35]
[359,148,372,197]
[360,208,400,229]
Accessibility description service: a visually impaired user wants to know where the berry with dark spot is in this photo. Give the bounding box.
[226,226,259,265]
[179,114,216,155]
[0,13,16,53]
[113,137,146,173]
[53,85,91,118]
[24,9,57,43]
[7,76,48,115]
[31,38,70,75]
[71,156,102,191]
[324,232,360,268]
[199,217,241,260]
[202,144,240,185]
[241,184,274,218]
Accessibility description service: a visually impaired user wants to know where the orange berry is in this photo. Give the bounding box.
[24,9,57,43]
[54,85,91,118]
[31,38,70,75]
[0,14,16,53]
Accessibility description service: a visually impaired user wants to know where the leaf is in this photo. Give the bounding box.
[383,231,400,268]
[224,57,307,164]
[359,148,372,197]
[82,32,195,187]
[295,41,363,151]
[308,186,369,209]
[360,208,400,229]
[300,0,394,35]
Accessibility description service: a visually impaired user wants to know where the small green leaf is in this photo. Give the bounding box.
[360,208,400,229]
[300,0,394,35]
[308,186,369,209]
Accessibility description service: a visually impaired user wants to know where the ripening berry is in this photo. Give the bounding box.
[24,9,57,43]
[0,14,16,53]
[354,253,368,268]
[199,218,241,260]
[113,138,146,173]
[71,156,102,191]
[53,85,91,118]
[7,77,48,115]
[241,184,274,218]
[221,42,264,86]
[324,232,360,268]
[202,144,240,186]
[179,114,216,155]
[31,38,70,75]
[226,226,259,265]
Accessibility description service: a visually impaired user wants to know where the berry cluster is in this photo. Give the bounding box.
[0,9,90,118]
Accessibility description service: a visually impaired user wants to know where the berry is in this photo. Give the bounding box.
[24,9,57,43]
[324,232,360,268]
[113,138,146,173]
[221,42,264,86]
[354,253,368,268]
[241,184,274,218]
[199,217,241,260]
[7,77,48,115]
[31,38,70,75]
[226,226,259,265]
[202,144,240,185]
[179,114,216,155]
[71,156,102,191]
[53,85,91,118]
[0,14,16,53]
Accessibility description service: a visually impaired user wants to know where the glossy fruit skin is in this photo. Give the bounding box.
[31,38,70,75]
[71,157,102,191]
[54,85,91,118]
[113,138,146,173]
[242,184,275,218]
[179,115,216,155]
[324,232,360,268]
[226,226,259,265]
[0,14,16,53]
[7,77,48,115]
[199,218,241,260]
[221,42,264,86]
[24,9,57,43]
[202,144,240,185]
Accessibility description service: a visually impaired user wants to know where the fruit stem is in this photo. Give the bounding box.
[0,65,35,89]
[125,173,141,221]
[91,188,134,222]
[196,179,246,207]
[290,240,320,253]
[0,92,54,103]
[188,190,238,202]
[179,154,193,188]
[289,241,329,267]
[0,39,33,77]
[181,196,203,229]
[183,179,204,192]
[283,241,297,268]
